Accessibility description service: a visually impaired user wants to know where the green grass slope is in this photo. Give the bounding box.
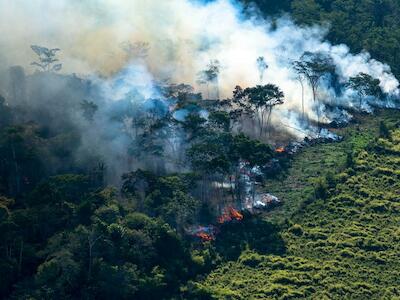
[195,110,400,299]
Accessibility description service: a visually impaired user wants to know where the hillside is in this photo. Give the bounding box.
[195,109,400,299]
[1,1,400,299]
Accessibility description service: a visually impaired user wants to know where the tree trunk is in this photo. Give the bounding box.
[259,109,265,138]
[300,80,305,118]
[229,175,235,202]
[312,85,320,135]
[215,78,220,100]
[88,234,102,280]
[11,143,20,195]
[18,239,23,276]
[88,237,93,279]
[266,106,273,138]
[234,167,241,203]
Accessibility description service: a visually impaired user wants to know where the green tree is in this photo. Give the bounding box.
[0,95,12,128]
[346,72,383,108]
[208,110,231,132]
[293,51,335,130]
[187,132,233,176]
[233,84,285,137]
[197,60,221,99]
[256,56,268,83]
[232,133,273,167]
[180,111,207,140]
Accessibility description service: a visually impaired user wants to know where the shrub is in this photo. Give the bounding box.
[325,171,337,188]
[379,121,391,139]
[339,249,355,258]
[346,151,355,168]
[239,251,263,267]
[313,177,328,200]
[289,224,304,236]
[368,201,388,212]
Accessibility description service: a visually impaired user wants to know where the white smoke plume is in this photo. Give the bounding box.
[0,0,399,138]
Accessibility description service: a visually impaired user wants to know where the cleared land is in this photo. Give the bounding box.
[196,109,400,299]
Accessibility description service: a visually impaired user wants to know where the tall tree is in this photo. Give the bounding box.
[0,95,12,128]
[296,73,306,118]
[293,51,335,130]
[346,72,383,109]
[233,84,285,137]
[197,60,221,99]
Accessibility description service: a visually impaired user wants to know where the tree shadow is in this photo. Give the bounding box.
[213,213,286,261]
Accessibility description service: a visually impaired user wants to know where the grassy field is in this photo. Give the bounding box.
[263,109,399,223]
[194,109,400,299]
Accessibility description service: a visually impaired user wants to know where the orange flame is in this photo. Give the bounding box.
[196,232,214,241]
[218,207,243,224]
[217,213,231,224]
[229,207,243,221]
[275,147,285,153]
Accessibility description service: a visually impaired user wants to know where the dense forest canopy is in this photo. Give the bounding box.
[0,0,399,299]
[244,0,400,78]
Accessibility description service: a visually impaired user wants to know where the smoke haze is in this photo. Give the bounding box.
[0,0,399,180]
[1,0,398,88]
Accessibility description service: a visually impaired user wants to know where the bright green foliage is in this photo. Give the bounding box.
[346,73,383,107]
[196,110,400,299]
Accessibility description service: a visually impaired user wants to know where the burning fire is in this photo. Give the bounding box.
[187,225,216,242]
[275,147,285,153]
[196,232,214,242]
[217,207,244,224]
[187,207,244,242]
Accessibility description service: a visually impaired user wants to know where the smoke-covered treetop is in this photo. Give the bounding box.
[1,1,400,299]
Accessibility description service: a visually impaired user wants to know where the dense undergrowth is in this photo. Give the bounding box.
[194,109,400,299]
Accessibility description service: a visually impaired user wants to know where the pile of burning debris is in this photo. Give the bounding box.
[238,161,282,212]
[186,197,283,242]
[217,206,244,224]
[273,142,307,157]
[273,131,343,156]
[244,193,281,212]
[188,132,344,243]
[186,225,217,242]
[186,206,244,242]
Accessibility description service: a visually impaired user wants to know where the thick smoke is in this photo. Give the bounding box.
[0,0,399,180]
[1,1,398,87]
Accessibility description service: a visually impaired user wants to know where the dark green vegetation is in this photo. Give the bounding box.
[195,109,400,299]
[1,1,400,299]
[0,74,283,299]
[245,0,400,78]
[1,82,399,299]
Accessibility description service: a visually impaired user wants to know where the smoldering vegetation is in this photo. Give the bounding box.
[0,1,398,206]
[0,0,398,268]
[0,46,398,188]
[0,1,400,299]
